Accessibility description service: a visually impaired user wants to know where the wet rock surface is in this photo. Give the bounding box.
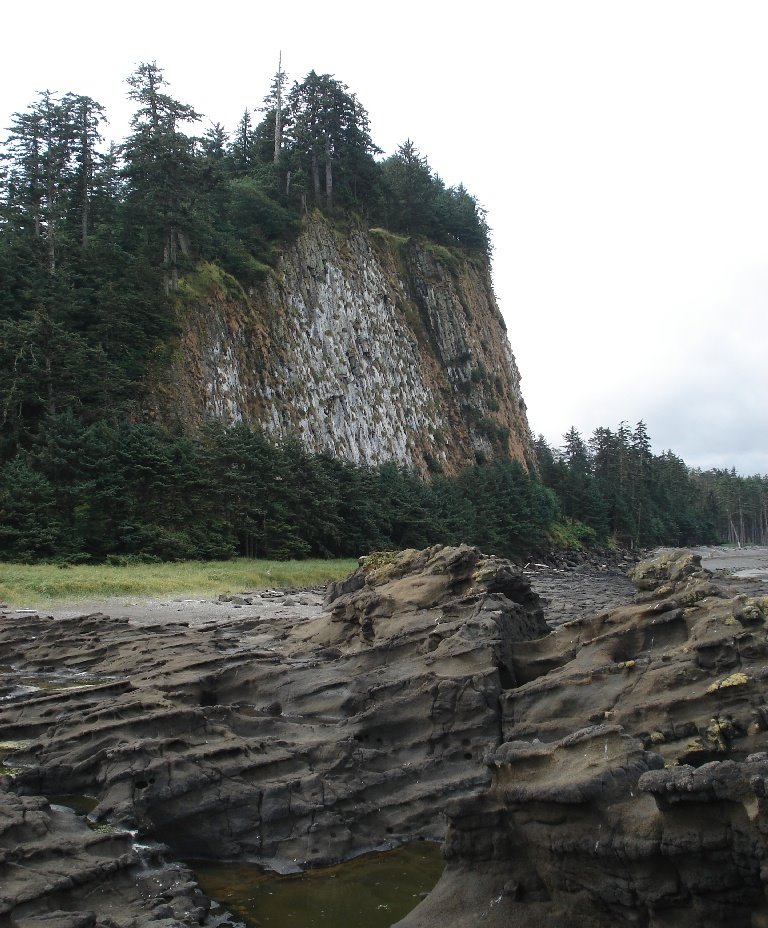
[3,546,764,927]
[0,789,211,928]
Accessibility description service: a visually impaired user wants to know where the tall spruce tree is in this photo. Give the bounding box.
[286,72,378,210]
[123,62,201,291]
[65,94,106,248]
[3,91,79,273]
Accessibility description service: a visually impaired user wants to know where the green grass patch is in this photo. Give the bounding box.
[422,241,461,273]
[547,520,599,551]
[0,559,357,606]
[186,261,252,301]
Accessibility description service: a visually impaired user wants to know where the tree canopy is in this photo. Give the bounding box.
[534,422,767,549]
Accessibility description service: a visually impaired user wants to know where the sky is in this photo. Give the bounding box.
[2,0,766,475]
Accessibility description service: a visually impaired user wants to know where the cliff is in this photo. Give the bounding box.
[150,214,534,475]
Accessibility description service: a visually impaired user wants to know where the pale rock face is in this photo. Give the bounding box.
[154,215,534,475]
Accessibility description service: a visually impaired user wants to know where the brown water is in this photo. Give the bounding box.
[190,842,444,928]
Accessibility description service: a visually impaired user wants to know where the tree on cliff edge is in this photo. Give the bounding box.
[1,91,106,273]
[286,72,378,210]
[122,62,201,291]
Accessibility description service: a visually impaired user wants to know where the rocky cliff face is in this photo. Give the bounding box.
[151,216,534,475]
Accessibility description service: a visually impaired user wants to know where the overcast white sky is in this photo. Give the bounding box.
[2,1,766,475]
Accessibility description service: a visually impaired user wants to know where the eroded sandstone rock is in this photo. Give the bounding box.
[395,549,768,928]
[0,544,548,924]
[0,786,209,927]
[8,547,760,927]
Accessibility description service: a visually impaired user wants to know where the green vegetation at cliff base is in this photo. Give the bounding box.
[1,417,764,567]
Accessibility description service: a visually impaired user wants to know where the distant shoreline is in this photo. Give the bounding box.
[695,544,768,580]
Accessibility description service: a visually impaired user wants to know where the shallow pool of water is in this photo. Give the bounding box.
[0,739,33,775]
[49,794,100,815]
[190,842,444,928]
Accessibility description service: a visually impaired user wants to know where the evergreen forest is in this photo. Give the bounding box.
[0,62,765,563]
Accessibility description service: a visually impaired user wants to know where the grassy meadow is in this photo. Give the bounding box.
[0,559,358,606]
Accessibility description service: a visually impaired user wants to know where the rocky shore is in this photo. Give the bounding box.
[1,547,766,927]
[396,549,768,928]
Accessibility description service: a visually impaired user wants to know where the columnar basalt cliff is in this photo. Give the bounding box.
[150,215,534,475]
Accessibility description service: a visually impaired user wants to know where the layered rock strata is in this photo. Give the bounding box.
[0,790,211,928]
[0,545,547,924]
[151,215,534,475]
[396,549,768,927]
[5,548,762,927]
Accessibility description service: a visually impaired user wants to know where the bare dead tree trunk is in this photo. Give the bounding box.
[47,216,56,275]
[311,153,320,205]
[45,354,55,415]
[46,167,57,274]
[163,226,183,292]
[274,51,283,163]
[169,225,178,291]
[81,127,90,247]
[739,496,745,547]
[762,497,768,545]
[325,140,333,210]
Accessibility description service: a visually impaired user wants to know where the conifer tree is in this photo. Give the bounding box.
[64,94,106,247]
[3,91,77,273]
[286,72,378,210]
[123,62,201,291]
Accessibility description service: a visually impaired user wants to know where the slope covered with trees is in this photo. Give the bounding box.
[0,63,490,446]
[0,414,764,563]
[0,63,764,563]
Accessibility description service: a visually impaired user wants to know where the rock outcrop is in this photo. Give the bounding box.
[149,215,534,475]
[0,545,547,924]
[395,549,768,928]
[0,789,210,928]
[4,548,765,927]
